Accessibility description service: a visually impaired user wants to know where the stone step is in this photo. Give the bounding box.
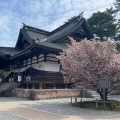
[81,90,100,99]
[86,90,112,99]
[0,83,11,93]
[0,82,18,97]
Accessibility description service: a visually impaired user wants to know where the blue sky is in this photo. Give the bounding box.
[0,0,115,47]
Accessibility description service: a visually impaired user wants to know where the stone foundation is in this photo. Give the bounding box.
[15,89,80,100]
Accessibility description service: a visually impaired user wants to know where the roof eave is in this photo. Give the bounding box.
[10,43,62,60]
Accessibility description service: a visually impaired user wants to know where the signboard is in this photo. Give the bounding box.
[97,79,111,89]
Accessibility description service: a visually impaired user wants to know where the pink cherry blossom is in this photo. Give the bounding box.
[57,37,120,100]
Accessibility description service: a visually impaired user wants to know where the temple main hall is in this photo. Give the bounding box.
[0,15,93,99]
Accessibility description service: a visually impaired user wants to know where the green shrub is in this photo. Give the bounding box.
[72,100,120,111]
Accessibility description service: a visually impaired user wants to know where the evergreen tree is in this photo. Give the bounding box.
[114,0,120,11]
[87,8,119,41]
[114,0,120,41]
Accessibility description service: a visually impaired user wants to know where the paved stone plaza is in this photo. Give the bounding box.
[0,112,27,120]
[0,95,120,120]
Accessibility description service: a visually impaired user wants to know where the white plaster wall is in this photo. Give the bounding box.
[47,54,56,57]
[32,62,60,72]
[38,57,44,61]
[27,58,31,64]
[39,54,44,57]
[32,56,37,63]
[46,57,58,61]
[38,54,44,61]
[46,54,58,61]
[32,62,45,70]
[44,62,60,72]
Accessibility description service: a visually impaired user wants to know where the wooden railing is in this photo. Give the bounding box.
[23,75,64,83]
[33,76,63,82]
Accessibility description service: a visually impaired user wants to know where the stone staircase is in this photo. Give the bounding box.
[84,90,101,99]
[0,82,17,97]
[0,82,11,96]
[81,89,111,100]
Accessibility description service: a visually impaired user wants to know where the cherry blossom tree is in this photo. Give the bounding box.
[57,37,120,100]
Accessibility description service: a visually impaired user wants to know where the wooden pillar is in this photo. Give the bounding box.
[26,60,27,67]
[21,61,23,67]
[25,70,26,81]
[26,83,29,89]
[65,83,67,89]
[31,63,33,89]
[31,57,33,66]
[32,82,34,89]
[58,59,60,64]
[37,55,39,64]
[53,82,56,89]
[30,67,32,81]
[12,64,14,70]
[40,82,42,89]
[44,54,46,62]
[44,71,46,81]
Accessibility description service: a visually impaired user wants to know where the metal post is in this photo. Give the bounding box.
[71,97,72,103]
[80,89,83,103]
[103,89,105,109]
[96,99,98,108]
[10,77,12,86]
[65,83,67,89]
[111,101,113,110]
[75,97,77,106]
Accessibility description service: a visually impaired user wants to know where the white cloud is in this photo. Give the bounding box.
[0,0,115,47]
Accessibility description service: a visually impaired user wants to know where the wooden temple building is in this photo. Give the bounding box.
[0,15,93,90]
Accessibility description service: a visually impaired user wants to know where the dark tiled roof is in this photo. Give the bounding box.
[0,14,93,60]
[0,49,6,56]
[35,41,68,50]
[20,16,89,51]
[21,15,87,44]
[51,15,80,34]
[23,24,50,34]
[0,47,20,56]
[26,30,49,42]
[25,16,85,46]
[46,18,85,42]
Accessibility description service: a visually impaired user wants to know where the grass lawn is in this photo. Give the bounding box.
[72,100,120,111]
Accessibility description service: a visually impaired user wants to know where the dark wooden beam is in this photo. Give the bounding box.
[44,54,46,62]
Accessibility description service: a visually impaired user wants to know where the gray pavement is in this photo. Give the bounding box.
[0,112,27,120]
[0,95,120,120]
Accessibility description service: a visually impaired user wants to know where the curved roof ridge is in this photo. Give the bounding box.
[51,14,82,34]
[46,18,85,42]
[23,24,50,34]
